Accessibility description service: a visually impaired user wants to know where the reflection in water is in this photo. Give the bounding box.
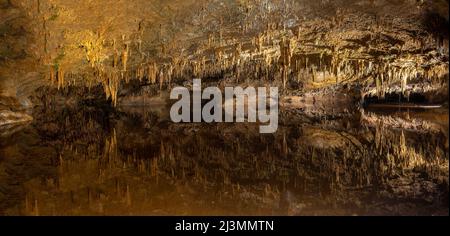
[0,105,448,216]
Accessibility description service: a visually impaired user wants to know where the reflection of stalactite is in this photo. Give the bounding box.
[34,199,39,216]
[282,132,288,157]
[103,128,117,170]
[375,122,384,154]
[125,185,131,206]
[24,194,30,215]
[399,131,406,157]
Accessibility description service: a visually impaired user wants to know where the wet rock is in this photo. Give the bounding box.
[0,96,32,129]
[0,110,32,127]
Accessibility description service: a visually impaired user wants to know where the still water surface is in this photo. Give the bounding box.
[0,105,448,215]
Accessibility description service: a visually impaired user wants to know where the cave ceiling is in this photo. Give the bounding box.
[0,0,448,101]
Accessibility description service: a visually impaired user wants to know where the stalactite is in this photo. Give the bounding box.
[375,75,381,98]
[43,17,48,53]
[147,62,158,84]
[137,37,142,54]
[279,38,294,88]
[208,33,213,47]
[312,66,316,83]
[256,33,264,52]
[121,44,129,71]
[57,67,64,90]
[137,65,145,82]
[401,68,407,95]
[113,49,119,68]
[50,67,55,85]
[159,69,164,91]
[102,70,119,107]
[102,73,111,100]
[167,65,173,87]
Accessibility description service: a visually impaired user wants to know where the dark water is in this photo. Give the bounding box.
[0,105,448,216]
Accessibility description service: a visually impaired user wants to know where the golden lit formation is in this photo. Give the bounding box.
[0,0,448,216]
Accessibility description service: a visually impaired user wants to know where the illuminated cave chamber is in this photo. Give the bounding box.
[0,0,449,124]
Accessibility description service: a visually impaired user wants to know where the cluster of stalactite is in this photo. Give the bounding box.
[40,6,448,107]
[97,68,119,107]
[136,30,448,97]
[133,61,177,91]
[48,66,65,90]
[50,38,447,107]
[364,60,449,99]
[101,37,445,101]
[42,30,135,107]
